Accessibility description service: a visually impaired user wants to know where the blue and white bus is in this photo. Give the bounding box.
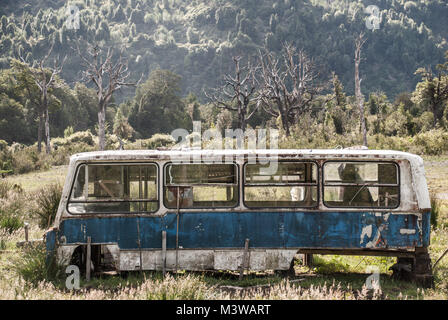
[45,149,433,286]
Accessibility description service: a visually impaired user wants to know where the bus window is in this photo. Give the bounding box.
[68,164,158,214]
[244,162,318,208]
[164,163,238,209]
[323,162,399,208]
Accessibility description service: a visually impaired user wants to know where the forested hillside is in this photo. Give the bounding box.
[1,0,448,166]
[0,0,447,99]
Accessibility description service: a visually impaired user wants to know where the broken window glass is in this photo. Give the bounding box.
[164,163,238,209]
[244,162,318,208]
[68,163,158,214]
[323,162,399,208]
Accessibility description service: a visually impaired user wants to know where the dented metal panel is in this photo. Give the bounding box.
[56,212,429,250]
[54,210,429,271]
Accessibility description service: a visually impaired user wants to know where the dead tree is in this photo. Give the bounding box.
[76,43,138,151]
[354,32,368,147]
[204,56,259,131]
[257,43,323,136]
[20,42,65,154]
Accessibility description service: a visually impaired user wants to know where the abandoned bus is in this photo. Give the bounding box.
[46,149,433,285]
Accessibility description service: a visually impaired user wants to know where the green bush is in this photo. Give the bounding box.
[13,242,65,286]
[143,134,176,150]
[34,183,62,229]
[0,214,23,234]
[413,112,434,133]
[0,186,24,234]
[11,150,35,174]
[369,134,414,152]
[412,129,448,156]
[0,139,7,151]
[64,126,74,138]
[52,130,94,148]
[105,134,121,150]
[430,193,440,229]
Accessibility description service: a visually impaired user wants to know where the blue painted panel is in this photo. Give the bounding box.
[172,212,285,248]
[59,217,163,249]
[56,211,428,250]
[422,211,431,246]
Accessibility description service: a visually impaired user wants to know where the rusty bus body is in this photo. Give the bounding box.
[45,149,433,285]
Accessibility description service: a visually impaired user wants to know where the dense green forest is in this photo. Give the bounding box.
[0,0,447,98]
[1,0,448,175]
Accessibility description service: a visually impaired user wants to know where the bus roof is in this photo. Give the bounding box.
[69,148,424,163]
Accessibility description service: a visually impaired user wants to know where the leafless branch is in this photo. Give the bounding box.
[257,43,324,135]
[204,55,260,130]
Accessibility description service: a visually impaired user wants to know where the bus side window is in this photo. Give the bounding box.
[68,164,158,214]
[323,162,399,208]
[378,163,399,207]
[164,163,238,209]
[166,186,194,208]
[244,162,318,208]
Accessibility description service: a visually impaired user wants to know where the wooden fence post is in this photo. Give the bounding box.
[86,237,91,281]
[162,231,167,277]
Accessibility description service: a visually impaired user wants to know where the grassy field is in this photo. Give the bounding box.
[0,157,448,300]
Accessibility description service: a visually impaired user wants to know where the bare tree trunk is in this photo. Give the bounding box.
[205,55,258,132]
[279,106,291,137]
[44,108,51,154]
[37,112,44,153]
[239,109,247,132]
[20,41,64,155]
[76,43,138,151]
[355,33,368,148]
[98,105,106,151]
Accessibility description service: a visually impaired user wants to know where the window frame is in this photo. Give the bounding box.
[322,160,400,209]
[162,162,240,209]
[242,160,319,209]
[67,162,160,215]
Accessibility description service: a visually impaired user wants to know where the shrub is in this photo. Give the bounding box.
[0,187,25,234]
[144,134,176,150]
[0,214,23,234]
[68,130,95,146]
[13,242,65,286]
[0,139,7,151]
[430,193,440,229]
[52,130,94,148]
[144,274,210,300]
[413,112,434,133]
[11,150,35,174]
[0,179,14,199]
[105,134,117,150]
[64,126,74,138]
[413,129,448,155]
[369,134,414,152]
[34,183,62,229]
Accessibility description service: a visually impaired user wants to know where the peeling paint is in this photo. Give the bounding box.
[400,228,416,235]
[360,225,373,244]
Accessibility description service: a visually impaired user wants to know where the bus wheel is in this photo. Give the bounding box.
[275,259,296,277]
[390,257,413,281]
[70,246,86,275]
[413,248,434,288]
[69,244,101,277]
